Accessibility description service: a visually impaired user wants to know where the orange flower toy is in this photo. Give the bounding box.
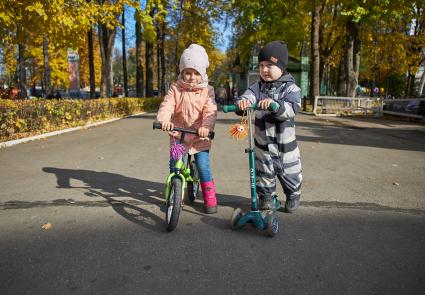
[228,111,248,140]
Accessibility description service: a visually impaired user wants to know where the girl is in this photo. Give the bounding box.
[156,44,218,214]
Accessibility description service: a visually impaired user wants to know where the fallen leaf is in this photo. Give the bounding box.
[41,222,52,230]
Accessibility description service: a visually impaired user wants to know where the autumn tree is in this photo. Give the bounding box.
[166,0,225,85]
[135,6,144,97]
[0,0,104,97]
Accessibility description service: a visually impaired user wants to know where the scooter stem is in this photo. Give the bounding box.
[247,109,258,211]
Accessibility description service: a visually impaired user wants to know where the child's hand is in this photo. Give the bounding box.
[168,131,179,137]
[258,98,274,110]
[198,127,210,138]
[236,99,251,110]
[161,121,174,131]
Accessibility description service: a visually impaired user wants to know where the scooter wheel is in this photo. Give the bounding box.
[230,208,243,229]
[266,213,278,237]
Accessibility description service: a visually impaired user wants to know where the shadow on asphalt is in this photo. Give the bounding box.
[296,120,425,152]
[42,167,250,233]
[128,113,425,152]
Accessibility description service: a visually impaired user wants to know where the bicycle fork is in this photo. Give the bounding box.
[164,155,194,204]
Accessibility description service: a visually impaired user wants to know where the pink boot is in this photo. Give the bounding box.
[200,180,217,214]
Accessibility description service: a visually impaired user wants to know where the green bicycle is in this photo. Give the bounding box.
[153,121,215,232]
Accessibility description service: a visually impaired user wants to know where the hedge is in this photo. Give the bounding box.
[0,97,162,142]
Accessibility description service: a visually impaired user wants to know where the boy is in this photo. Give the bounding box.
[235,40,302,213]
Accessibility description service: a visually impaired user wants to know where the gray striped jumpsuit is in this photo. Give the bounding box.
[236,73,302,203]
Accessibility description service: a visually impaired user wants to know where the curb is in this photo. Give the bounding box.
[0,112,146,149]
[299,111,314,115]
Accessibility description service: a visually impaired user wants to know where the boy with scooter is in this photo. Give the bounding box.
[235,40,303,213]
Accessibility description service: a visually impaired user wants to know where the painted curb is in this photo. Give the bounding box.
[299,111,314,115]
[0,112,146,149]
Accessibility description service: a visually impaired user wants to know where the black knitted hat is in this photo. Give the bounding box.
[258,41,288,72]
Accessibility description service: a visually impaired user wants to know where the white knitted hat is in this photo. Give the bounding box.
[179,44,209,82]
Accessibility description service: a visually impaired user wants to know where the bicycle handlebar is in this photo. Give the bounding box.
[153,121,215,140]
[223,102,279,113]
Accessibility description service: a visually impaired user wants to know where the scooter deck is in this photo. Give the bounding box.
[237,197,281,230]
[237,210,267,230]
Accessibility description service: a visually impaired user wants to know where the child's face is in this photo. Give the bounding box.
[259,61,283,82]
[182,68,202,84]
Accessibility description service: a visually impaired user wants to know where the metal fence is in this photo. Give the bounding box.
[313,96,425,120]
[382,98,425,119]
[313,96,383,117]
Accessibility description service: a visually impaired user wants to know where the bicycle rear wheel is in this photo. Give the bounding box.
[187,161,200,203]
[166,177,183,232]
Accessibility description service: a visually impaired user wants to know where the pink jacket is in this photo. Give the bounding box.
[157,80,217,155]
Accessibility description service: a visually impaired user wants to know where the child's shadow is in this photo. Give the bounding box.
[42,167,249,232]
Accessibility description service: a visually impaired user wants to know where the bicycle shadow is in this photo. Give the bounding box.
[43,167,167,232]
[42,167,249,232]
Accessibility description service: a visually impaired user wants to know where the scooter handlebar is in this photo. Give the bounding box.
[223,102,279,113]
[152,121,215,140]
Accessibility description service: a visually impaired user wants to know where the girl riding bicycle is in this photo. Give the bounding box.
[156,44,218,214]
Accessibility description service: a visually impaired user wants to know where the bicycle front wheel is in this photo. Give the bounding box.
[165,177,183,232]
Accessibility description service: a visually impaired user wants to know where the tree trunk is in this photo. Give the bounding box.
[353,24,361,93]
[318,5,324,93]
[320,59,325,95]
[327,63,332,95]
[145,41,154,97]
[98,23,116,98]
[156,36,161,96]
[122,10,129,97]
[309,2,321,103]
[135,10,144,97]
[405,70,415,97]
[17,42,27,99]
[174,0,184,78]
[418,65,425,96]
[345,20,359,97]
[43,35,52,98]
[145,5,155,97]
[337,61,346,96]
[156,17,161,97]
[160,21,166,96]
[88,27,96,99]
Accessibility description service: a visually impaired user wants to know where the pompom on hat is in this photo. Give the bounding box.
[179,44,210,82]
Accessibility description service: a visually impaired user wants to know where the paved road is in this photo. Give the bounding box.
[1,112,424,294]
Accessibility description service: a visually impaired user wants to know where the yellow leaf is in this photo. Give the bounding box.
[41,222,52,230]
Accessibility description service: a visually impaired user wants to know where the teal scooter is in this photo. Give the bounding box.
[223,102,281,237]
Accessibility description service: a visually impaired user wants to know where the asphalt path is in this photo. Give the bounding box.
[1,111,424,294]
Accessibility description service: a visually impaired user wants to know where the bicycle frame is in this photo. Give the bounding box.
[152,121,212,206]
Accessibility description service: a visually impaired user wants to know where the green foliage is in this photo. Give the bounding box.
[229,0,309,65]
[165,0,223,80]
[387,74,406,97]
[228,0,424,96]
[0,97,162,141]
